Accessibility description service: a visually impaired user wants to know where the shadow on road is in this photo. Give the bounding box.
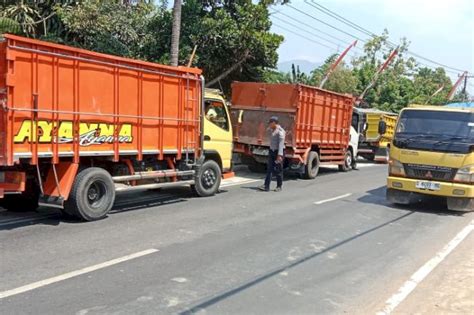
[358,186,467,217]
[179,211,415,314]
[0,188,193,231]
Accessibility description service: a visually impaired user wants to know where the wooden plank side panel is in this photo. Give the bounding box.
[2,35,202,165]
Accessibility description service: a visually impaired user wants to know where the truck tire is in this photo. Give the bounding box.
[303,151,320,179]
[248,162,266,173]
[194,160,221,197]
[363,153,375,162]
[338,150,353,172]
[65,167,115,221]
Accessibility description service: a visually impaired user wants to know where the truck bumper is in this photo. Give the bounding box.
[0,171,26,198]
[387,176,473,211]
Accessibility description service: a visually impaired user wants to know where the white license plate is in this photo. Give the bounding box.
[415,181,441,191]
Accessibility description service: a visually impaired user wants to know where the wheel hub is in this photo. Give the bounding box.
[202,169,216,189]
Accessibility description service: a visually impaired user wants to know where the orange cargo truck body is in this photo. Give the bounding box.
[230,82,354,178]
[0,34,201,165]
[0,35,221,220]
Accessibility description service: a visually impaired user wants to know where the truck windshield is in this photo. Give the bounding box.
[396,110,474,141]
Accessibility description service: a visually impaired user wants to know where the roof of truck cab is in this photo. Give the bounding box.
[204,88,225,101]
[404,105,474,113]
[353,107,396,115]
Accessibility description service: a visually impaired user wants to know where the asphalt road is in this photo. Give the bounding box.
[0,164,472,314]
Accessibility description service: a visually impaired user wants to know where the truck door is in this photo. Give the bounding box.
[203,99,233,171]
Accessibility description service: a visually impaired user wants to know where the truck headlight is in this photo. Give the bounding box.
[389,159,405,177]
[454,164,474,184]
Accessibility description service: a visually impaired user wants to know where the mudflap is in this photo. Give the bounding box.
[38,195,65,209]
[386,188,420,205]
[374,147,389,163]
[447,197,474,212]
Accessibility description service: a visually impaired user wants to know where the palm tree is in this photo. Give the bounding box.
[170,0,182,66]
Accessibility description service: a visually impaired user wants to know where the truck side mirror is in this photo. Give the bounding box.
[362,122,368,132]
[378,120,387,135]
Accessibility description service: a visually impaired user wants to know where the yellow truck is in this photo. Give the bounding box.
[203,89,233,174]
[353,108,397,162]
[386,106,473,211]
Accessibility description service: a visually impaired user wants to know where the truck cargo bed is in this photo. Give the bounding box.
[230,82,354,164]
[0,34,203,166]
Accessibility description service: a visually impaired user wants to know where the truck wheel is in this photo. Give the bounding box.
[194,160,221,197]
[304,151,320,179]
[65,167,115,221]
[338,150,353,172]
[386,188,411,206]
[364,153,375,162]
[447,197,474,212]
[248,162,266,173]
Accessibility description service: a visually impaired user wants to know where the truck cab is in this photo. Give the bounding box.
[203,89,233,173]
[387,106,473,211]
[353,107,397,162]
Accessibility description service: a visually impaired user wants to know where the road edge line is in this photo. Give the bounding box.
[0,248,159,299]
[314,193,352,205]
[377,219,474,315]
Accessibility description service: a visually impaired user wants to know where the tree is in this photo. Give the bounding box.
[142,0,284,93]
[55,1,154,57]
[170,0,182,66]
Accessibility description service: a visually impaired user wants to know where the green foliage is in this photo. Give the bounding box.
[56,1,155,57]
[0,1,466,109]
[0,17,22,35]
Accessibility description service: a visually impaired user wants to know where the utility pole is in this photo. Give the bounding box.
[447,71,467,101]
[319,40,357,89]
[356,46,399,106]
[170,0,182,67]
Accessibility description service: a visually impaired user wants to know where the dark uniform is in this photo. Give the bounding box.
[264,124,285,190]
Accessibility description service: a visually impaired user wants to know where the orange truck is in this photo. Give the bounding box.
[230,82,357,178]
[0,34,231,220]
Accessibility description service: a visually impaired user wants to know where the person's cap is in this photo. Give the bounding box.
[268,116,279,123]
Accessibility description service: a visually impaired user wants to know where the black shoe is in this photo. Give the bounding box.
[274,187,282,192]
[258,185,270,192]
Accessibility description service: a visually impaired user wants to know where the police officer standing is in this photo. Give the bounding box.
[259,116,285,192]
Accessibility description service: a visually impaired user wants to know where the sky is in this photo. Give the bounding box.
[270,0,474,94]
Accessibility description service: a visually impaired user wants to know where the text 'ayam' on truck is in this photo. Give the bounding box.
[0,34,233,221]
[387,105,474,211]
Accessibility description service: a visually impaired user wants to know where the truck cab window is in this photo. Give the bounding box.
[351,113,359,131]
[205,100,229,131]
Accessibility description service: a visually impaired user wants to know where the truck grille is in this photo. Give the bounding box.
[403,164,457,181]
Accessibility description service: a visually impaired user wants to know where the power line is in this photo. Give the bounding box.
[308,0,468,74]
[287,4,368,43]
[272,15,341,48]
[272,10,355,48]
[272,23,337,51]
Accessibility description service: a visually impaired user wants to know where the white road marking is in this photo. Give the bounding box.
[171,277,188,283]
[0,248,159,299]
[314,193,352,205]
[377,219,474,315]
[220,178,261,188]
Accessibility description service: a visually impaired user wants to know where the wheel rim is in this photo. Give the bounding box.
[346,152,352,167]
[201,168,217,189]
[87,180,108,209]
